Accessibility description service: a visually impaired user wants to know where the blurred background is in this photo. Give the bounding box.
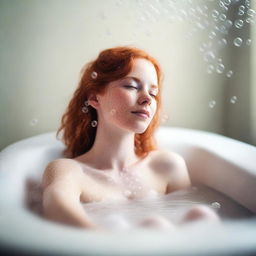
[0,0,255,151]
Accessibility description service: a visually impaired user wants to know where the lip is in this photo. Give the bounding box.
[131,110,150,118]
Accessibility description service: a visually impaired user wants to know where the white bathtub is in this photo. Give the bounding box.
[0,126,256,255]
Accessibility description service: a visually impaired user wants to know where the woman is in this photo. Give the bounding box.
[42,46,219,230]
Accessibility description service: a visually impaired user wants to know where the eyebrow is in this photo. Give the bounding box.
[121,76,158,90]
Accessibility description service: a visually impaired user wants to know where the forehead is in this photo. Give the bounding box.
[127,58,158,86]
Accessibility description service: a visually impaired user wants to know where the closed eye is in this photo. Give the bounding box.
[124,85,138,89]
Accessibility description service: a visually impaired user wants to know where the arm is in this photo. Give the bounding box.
[42,159,99,230]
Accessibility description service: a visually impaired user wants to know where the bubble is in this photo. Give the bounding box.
[238,5,245,11]
[209,31,216,39]
[204,51,215,62]
[30,118,38,126]
[219,13,226,21]
[218,38,227,47]
[238,10,245,16]
[82,106,89,113]
[234,19,244,29]
[246,17,254,24]
[223,0,231,5]
[211,202,221,209]
[230,96,238,104]
[246,39,252,46]
[224,19,233,28]
[247,9,256,17]
[207,64,215,74]
[216,63,225,74]
[233,37,243,47]
[91,120,97,127]
[226,70,233,78]
[209,100,216,108]
[212,10,219,19]
[91,71,98,79]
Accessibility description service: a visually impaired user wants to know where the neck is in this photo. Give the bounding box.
[80,121,140,172]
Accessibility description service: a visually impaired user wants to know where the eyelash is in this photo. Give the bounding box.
[124,85,157,98]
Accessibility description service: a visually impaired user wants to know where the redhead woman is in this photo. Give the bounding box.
[42,46,219,230]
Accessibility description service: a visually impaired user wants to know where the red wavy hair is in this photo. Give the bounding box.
[56,46,163,158]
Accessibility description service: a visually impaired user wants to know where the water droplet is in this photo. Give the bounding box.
[91,71,98,79]
[224,19,233,28]
[246,39,252,46]
[233,37,243,47]
[216,63,225,74]
[211,202,221,209]
[234,19,244,29]
[226,70,233,78]
[209,100,216,108]
[30,118,38,126]
[230,96,237,104]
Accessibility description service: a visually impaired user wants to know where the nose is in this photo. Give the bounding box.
[138,91,152,105]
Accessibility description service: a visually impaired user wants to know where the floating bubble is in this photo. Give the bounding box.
[209,31,216,39]
[209,100,216,109]
[218,38,227,47]
[246,39,252,46]
[224,19,233,28]
[207,64,215,74]
[30,118,38,126]
[230,96,238,104]
[216,63,225,74]
[91,120,97,127]
[246,17,255,24]
[247,9,256,17]
[234,19,244,29]
[226,70,233,78]
[238,5,245,11]
[238,10,245,16]
[91,71,98,79]
[223,0,231,5]
[219,13,226,21]
[204,51,215,62]
[233,37,243,47]
[212,10,219,19]
[82,106,89,113]
[211,202,221,209]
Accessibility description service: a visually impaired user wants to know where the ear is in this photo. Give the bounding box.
[88,93,100,109]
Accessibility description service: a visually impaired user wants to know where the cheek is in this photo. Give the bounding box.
[110,90,133,108]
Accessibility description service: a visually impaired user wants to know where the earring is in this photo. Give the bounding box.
[82,100,89,113]
[91,120,97,127]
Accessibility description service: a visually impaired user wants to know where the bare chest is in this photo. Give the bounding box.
[78,162,167,203]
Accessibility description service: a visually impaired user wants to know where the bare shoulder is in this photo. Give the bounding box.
[149,150,187,171]
[42,158,84,189]
[149,150,191,192]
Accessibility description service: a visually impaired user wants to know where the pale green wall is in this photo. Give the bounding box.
[0,0,255,150]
